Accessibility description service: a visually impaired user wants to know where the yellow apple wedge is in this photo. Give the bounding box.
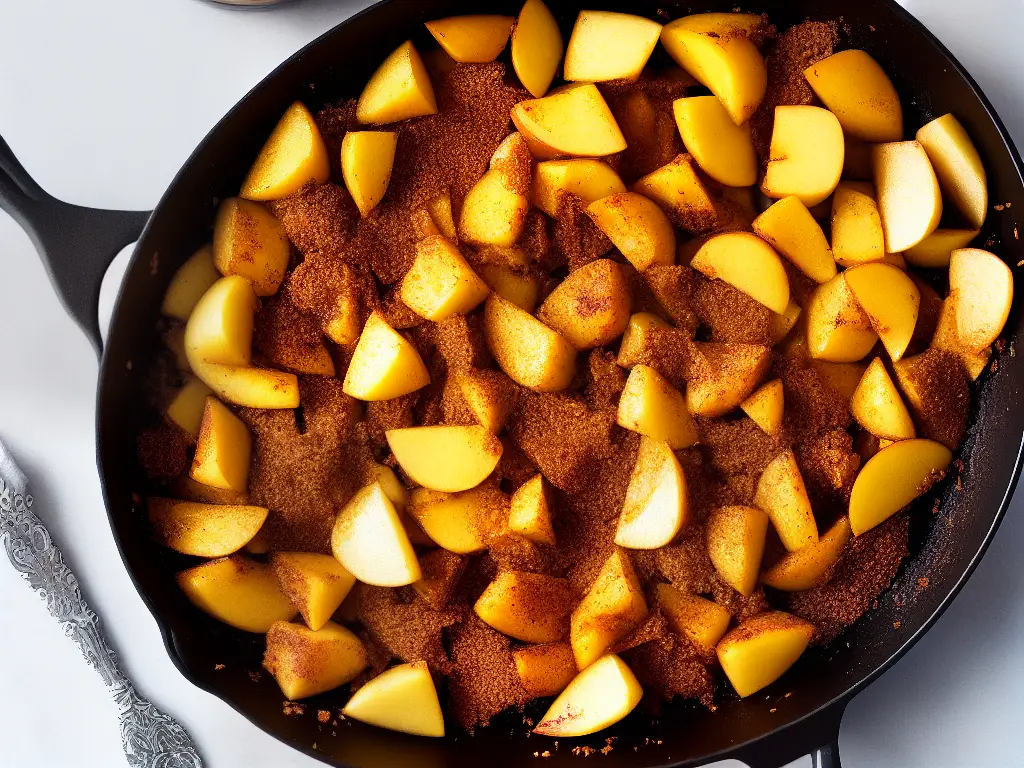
[805,273,878,363]
[850,357,915,440]
[212,198,291,296]
[616,364,698,449]
[177,555,296,633]
[342,661,445,737]
[534,654,642,737]
[752,197,836,284]
[691,232,790,314]
[849,438,953,534]
[331,483,422,586]
[685,342,772,417]
[949,248,1013,352]
[564,11,662,83]
[706,505,769,596]
[656,583,731,653]
[459,134,532,247]
[270,552,357,631]
[342,311,430,401]
[484,294,577,392]
[478,264,539,312]
[193,364,299,409]
[532,159,626,218]
[425,15,514,63]
[407,485,510,553]
[165,376,214,440]
[514,643,578,698]
[357,41,437,124]
[586,193,676,271]
[615,437,688,549]
[162,244,220,321]
[147,498,267,557]
[741,378,784,437]
[831,182,885,267]
[813,360,868,402]
[456,368,517,433]
[754,450,818,552]
[843,261,920,361]
[570,549,647,669]
[762,516,852,591]
[673,95,757,187]
[917,114,988,229]
[509,474,556,546]
[769,301,802,345]
[873,140,943,252]
[185,275,257,368]
[474,571,573,643]
[762,106,845,207]
[191,397,251,492]
[537,259,632,349]
[387,425,503,492]
[512,84,626,159]
[803,50,903,142]
[400,236,490,321]
[717,612,814,697]
[617,312,672,368]
[341,131,398,216]
[264,621,368,700]
[631,154,719,234]
[904,229,980,268]
[240,101,330,201]
[930,298,992,381]
[511,0,563,98]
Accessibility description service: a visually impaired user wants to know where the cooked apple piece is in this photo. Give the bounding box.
[412,549,466,609]
[240,101,330,201]
[512,84,627,159]
[193,363,300,409]
[185,275,257,368]
[509,474,556,546]
[342,311,430,401]
[686,342,772,417]
[617,365,698,449]
[752,197,836,284]
[484,294,577,392]
[475,571,573,643]
[873,140,943,252]
[917,114,988,229]
[340,131,397,217]
[691,232,790,314]
[407,485,510,553]
[264,620,367,700]
[762,516,851,591]
[537,259,631,349]
[904,229,980,268]
[425,15,514,63]
[754,451,818,552]
[331,482,422,586]
[357,40,437,124]
[949,248,1013,352]
[455,368,517,433]
[892,349,970,450]
[161,244,220,321]
[706,505,769,596]
[365,462,408,511]
[631,154,719,234]
[147,498,267,557]
[805,274,877,363]
[849,438,953,534]
[478,264,539,313]
[656,583,731,653]
[812,360,868,402]
[762,106,845,207]
[459,168,531,248]
[930,298,992,381]
[170,474,249,506]
[534,654,642,737]
[660,13,767,125]
[673,95,757,187]
[803,50,903,142]
[564,11,662,82]
[615,437,688,549]
[831,182,885,267]
[388,425,503,492]
[423,189,457,241]
[570,549,648,669]
[514,642,578,698]
[740,378,784,437]
[850,357,915,440]
[212,198,290,296]
[717,611,814,697]
[270,552,356,631]
[400,236,490,321]
[177,555,296,633]
[342,661,445,737]
[165,376,214,440]
[586,193,676,271]
[532,159,626,218]
[510,0,563,97]
[244,531,269,555]
[843,261,920,362]
[769,301,803,345]
[616,312,673,368]
[190,397,251,492]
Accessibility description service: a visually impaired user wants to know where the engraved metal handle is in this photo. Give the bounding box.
[0,473,202,767]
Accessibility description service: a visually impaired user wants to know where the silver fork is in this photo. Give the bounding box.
[0,440,203,768]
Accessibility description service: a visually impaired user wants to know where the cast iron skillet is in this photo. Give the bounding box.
[2,1,1023,766]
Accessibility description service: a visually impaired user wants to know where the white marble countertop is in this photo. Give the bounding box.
[1,1,1022,766]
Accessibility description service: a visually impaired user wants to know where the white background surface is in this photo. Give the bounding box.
[1,1,1022,766]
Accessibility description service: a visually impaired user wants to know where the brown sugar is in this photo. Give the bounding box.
[379,287,423,330]
[692,276,774,345]
[584,350,627,411]
[893,349,970,450]
[795,429,861,515]
[643,264,700,331]
[622,634,715,708]
[448,615,528,730]
[412,549,467,610]
[654,528,717,594]
[137,424,190,481]
[364,394,418,449]
[601,77,690,183]
[269,182,358,257]
[434,314,491,373]
[254,295,333,374]
[286,255,376,335]
[488,533,557,575]
[554,194,613,272]
[776,356,852,442]
[355,584,459,673]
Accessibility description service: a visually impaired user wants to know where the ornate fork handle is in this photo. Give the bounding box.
[0,476,203,768]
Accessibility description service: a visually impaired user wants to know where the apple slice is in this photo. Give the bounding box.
[331,482,422,586]
[673,95,757,187]
[400,236,490,320]
[475,571,573,643]
[342,661,445,737]
[850,357,915,440]
[270,553,357,631]
[532,159,626,218]
[586,192,676,271]
[741,378,784,437]
[162,244,220,321]
[762,516,852,591]
[717,612,814,697]
[706,505,769,596]
[617,312,673,368]
[805,273,877,363]
[240,101,330,201]
[407,485,510,553]
[411,549,466,609]
[478,264,539,313]
[341,131,398,216]
[949,248,1013,352]
[564,11,662,82]
[357,40,437,124]
[691,231,790,314]
[514,643,578,698]
[425,15,514,63]
[264,621,368,700]
[917,114,988,229]
[893,349,970,450]
[904,228,980,268]
[166,376,214,440]
[191,397,251,492]
[803,50,903,142]
[831,182,885,267]
[484,294,577,392]
[872,140,943,252]
[509,474,556,546]
[387,425,503,492]
[534,654,643,737]
[686,342,772,418]
[754,450,818,552]
[537,259,632,349]
[752,197,836,284]
[177,555,296,633]
[769,301,802,345]
[342,311,430,401]
[615,437,688,549]
[656,583,731,653]
[570,550,647,669]
[930,298,992,381]
[511,0,563,97]
[213,198,291,297]
[193,363,299,409]
[148,498,267,557]
[455,368,517,433]
[843,261,920,362]
[185,275,257,368]
[459,163,531,248]
[631,154,719,234]
[849,438,953,534]
[616,364,698,449]
[512,84,626,159]
[762,106,845,207]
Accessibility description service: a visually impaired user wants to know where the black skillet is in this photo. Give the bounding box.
[2,1,1023,766]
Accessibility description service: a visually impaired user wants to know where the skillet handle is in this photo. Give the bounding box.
[732,700,846,768]
[0,134,151,355]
